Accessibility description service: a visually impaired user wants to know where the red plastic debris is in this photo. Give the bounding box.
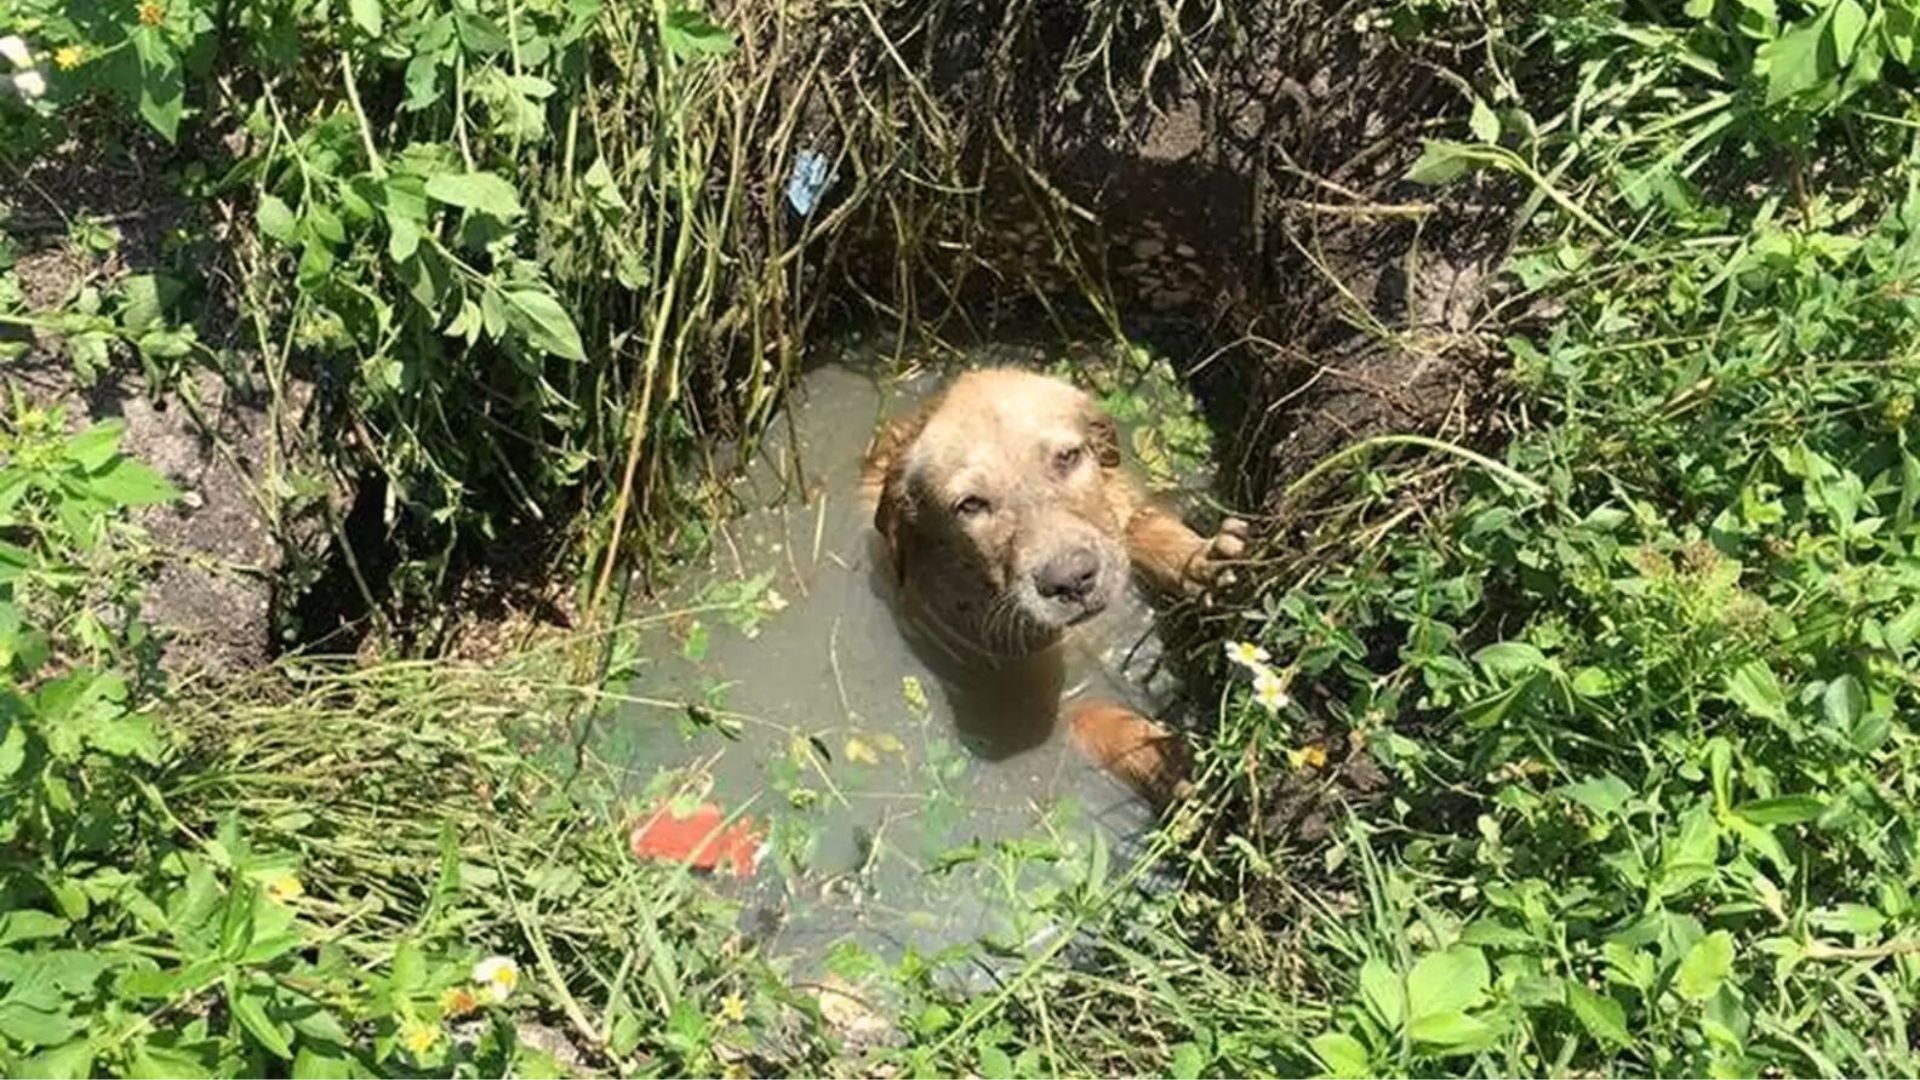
[627,801,764,877]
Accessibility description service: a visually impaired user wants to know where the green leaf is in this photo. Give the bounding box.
[126,1041,217,1079]
[1469,97,1501,143]
[977,1044,1014,1080]
[118,273,174,334]
[91,714,163,762]
[349,0,384,36]
[0,1004,82,1048]
[87,458,179,507]
[386,213,421,263]
[256,194,299,244]
[1407,1010,1494,1051]
[1734,795,1824,825]
[1821,674,1864,728]
[1473,640,1548,678]
[1406,140,1484,185]
[424,171,524,221]
[19,1039,93,1079]
[64,421,126,472]
[132,28,184,141]
[1810,903,1887,936]
[661,8,738,59]
[1359,957,1406,1029]
[1557,773,1633,818]
[1309,1032,1371,1078]
[1676,930,1735,1001]
[1566,982,1630,1047]
[230,987,293,1060]
[1167,1042,1207,1080]
[1723,660,1789,725]
[1407,945,1488,1019]
[0,910,73,946]
[1758,16,1830,103]
[502,288,587,361]
[1887,1,1917,65]
[1830,0,1868,62]
[391,938,425,992]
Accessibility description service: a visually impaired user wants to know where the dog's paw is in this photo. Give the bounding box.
[1181,517,1250,593]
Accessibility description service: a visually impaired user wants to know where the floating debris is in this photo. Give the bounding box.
[628,800,765,876]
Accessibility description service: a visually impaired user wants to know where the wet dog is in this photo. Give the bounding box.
[862,368,1245,801]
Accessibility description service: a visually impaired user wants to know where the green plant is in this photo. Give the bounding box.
[1207,0,1920,1074]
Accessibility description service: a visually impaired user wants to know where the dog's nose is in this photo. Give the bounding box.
[1036,547,1100,602]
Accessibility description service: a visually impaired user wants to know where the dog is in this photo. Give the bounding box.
[861,367,1245,802]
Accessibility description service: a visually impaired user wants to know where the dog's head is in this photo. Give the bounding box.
[870,369,1128,657]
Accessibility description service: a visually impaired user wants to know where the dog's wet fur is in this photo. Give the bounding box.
[862,368,1245,797]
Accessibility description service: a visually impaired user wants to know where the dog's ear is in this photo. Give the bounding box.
[1087,405,1122,469]
[865,407,928,585]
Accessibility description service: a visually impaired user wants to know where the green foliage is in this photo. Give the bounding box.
[1228,0,1920,1074]
[0,403,816,1075]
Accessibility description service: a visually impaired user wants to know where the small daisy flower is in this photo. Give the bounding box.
[0,36,30,69]
[264,873,303,903]
[719,992,747,1024]
[11,70,46,100]
[440,986,480,1019]
[1252,668,1291,713]
[471,955,520,1004]
[401,1018,439,1056]
[138,2,166,27]
[1287,744,1328,771]
[1223,640,1271,671]
[53,46,83,70]
[764,588,788,614]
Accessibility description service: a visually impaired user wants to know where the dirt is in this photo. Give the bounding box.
[3,121,338,678]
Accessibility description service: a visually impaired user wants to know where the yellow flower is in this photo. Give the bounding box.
[1252,668,1291,713]
[138,2,166,27]
[1223,640,1271,671]
[264,873,303,903]
[53,46,83,70]
[719,992,747,1024]
[721,1064,751,1080]
[471,955,520,1004]
[440,986,480,1019]
[401,1019,439,1056]
[1288,744,1328,771]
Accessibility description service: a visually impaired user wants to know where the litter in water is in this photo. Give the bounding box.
[628,800,766,877]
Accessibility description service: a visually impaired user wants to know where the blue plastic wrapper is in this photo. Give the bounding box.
[786,149,832,217]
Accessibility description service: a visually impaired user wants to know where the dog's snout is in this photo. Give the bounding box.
[1035,547,1100,602]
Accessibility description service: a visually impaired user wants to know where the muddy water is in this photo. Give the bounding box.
[604,354,1196,986]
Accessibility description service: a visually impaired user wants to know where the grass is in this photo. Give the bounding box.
[5,0,1920,1074]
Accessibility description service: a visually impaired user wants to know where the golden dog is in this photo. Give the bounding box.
[862,367,1245,803]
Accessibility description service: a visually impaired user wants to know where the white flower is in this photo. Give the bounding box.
[11,70,46,101]
[1252,668,1291,713]
[1223,640,1270,671]
[471,955,520,1004]
[0,36,31,70]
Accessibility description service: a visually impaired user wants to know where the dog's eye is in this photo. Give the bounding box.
[955,495,991,516]
[1054,445,1085,473]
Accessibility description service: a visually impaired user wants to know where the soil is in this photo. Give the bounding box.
[4,123,332,678]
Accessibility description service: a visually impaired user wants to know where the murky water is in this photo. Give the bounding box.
[601,350,1200,986]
